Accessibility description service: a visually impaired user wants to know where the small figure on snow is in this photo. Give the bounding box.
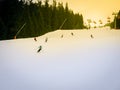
[14,36,16,39]
[71,32,74,36]
[45,37,48,42]
[34,37,37,41]
[90,34,94,38]
[37,45,42,53]
[61,35,63,38]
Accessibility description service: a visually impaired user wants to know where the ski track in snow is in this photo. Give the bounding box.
[0,28,120,90]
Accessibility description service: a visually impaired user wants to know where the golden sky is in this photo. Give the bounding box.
[55,0,120,26]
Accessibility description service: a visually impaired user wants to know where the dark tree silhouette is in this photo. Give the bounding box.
[0,0,23,40]
[0,0,84,40]
[116,10,120,29]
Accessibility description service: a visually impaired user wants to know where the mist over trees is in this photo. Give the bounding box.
[0,0,84,40]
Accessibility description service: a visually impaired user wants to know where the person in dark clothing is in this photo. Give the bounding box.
[34,37,37,41]
[37,45,42,53]
[90,34,94,38]
[61,35,63,38]
[45,37,48,42]
[71,32,74,36]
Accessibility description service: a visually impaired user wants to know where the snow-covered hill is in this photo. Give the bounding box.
[0,28,120,90]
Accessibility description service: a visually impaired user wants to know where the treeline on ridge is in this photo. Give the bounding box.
[0,0,84,40]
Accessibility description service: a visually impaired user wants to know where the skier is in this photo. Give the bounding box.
[34,37,37,41]
[14,36,16,39]
[61,35,63,38]
[71,32,74,36]
[91,34,94,38]
[45,37,48,42]
[37,46,42,53]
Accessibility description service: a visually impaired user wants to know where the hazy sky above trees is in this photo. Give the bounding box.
[45,0,120,26]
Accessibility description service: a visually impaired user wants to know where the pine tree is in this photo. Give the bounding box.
[0,0,23,39]
[0,0,85,40]
[116,10,120,29]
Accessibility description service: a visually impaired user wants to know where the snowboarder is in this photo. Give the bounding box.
[37,46,42,53]
[34,37,37,41]
[90,34,94,38]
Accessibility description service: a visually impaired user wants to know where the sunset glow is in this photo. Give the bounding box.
[48,0,120,26]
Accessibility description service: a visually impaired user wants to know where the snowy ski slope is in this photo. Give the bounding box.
[0,28,120,90]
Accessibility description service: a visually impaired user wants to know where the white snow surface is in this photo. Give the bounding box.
[0,28,120,90]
